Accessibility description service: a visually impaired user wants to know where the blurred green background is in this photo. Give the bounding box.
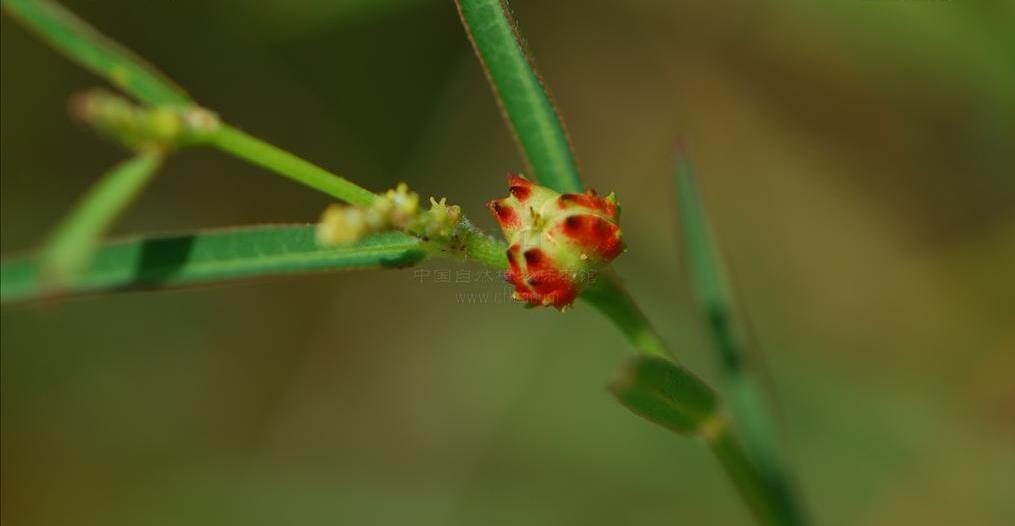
[2,0,1014,524]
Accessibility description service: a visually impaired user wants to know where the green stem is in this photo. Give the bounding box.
[420,219,508,270]
[707,420,793,526]
[455,0,670,359]
[458,220,509,268]
[675,153,808,525]
[455,0,583,194]
[580,271,670,359]
[206,125,377,207]
[456,2,807,523]
[5,5,806,522]
[40,152,163,287]
[205,126,508,269]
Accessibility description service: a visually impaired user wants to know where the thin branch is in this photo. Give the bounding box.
[207,125,378,207]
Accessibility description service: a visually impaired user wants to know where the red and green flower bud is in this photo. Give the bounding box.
[487,173,624,310]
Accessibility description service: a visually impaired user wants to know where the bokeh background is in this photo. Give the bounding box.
[2,0,1013,524]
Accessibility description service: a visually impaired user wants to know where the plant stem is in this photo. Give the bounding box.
[455,0,670,360]
[1,0,505,287]
[4,5,809,523]
[1,0,190,106]
[457,220,509,268]
[675,153,808,525]
[205,126,512,269]
[706,419,794,526]
[456,2,810,523]
[206,125,377,207]
[580,271,670,359]
[455,0,583,194]
[40,151,163,287]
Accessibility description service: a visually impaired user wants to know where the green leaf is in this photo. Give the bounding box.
[611,353,801,525]
[2,227,426,304]
[2,0,191,106]
[674,152,738,365]
[456,0,582,194]
[609,355,718,436]
[40,152,164,288]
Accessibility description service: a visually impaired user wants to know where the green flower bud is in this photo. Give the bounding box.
[69,89,219,152]
[316,184,462,246]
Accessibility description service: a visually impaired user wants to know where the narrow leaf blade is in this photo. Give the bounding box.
[2,0,191,105]
[673,151,810,525]
[40,152,163,288]
[2,226,426,304]
[609,355,719,436]
[456,0,583,194]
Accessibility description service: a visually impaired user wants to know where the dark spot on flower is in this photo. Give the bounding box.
[488,199,519,228]
[564,215,583,232]
[523,248,543,266]
[509,184,531,201]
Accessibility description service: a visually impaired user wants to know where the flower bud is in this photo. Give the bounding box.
[488,173,624,310]
[316,184,463,246]
[421,197,462,239]
[316,204,368,245]
[69,89,219,152]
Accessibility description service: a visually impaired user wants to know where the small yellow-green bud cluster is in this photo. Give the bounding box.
[69,89,219,152]
[316,184,462,246]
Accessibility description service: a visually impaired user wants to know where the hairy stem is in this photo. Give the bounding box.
[206,125,377,207]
